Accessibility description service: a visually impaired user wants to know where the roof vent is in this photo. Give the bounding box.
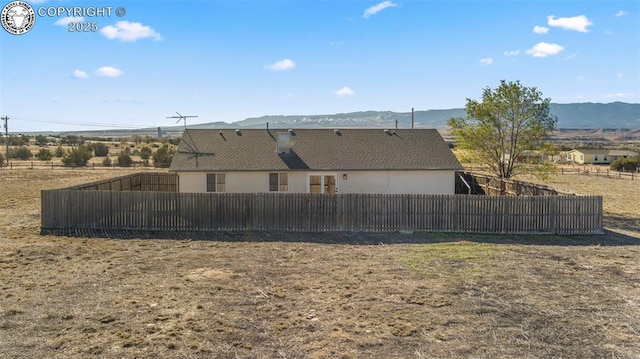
[334,129,342,136]
[235,129,242,136]
[287,129,295,136]
[384,129,392,136]
[276,132,292,154]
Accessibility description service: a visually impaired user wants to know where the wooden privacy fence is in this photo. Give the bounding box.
[456,172,574,196]
[41,191,603,234]
[65,172,177,192]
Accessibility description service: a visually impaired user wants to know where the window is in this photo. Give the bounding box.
[269,173,288,192]
[594,155,598,161]
[206,173,225,192]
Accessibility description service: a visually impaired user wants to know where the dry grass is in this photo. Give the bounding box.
[0,169,639,358]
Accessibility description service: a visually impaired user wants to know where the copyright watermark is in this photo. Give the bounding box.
[1,1,126,35]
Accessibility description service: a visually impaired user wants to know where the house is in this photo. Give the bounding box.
[566,149,638,164]
[169,128,463,194]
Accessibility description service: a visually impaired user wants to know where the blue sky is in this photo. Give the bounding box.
[1,0,638,132]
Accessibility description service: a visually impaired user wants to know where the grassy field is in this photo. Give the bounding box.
[0,169,638,358]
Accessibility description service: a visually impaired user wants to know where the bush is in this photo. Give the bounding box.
[55,144,64,157]
[102,155,112,167]
[89,142,109,157]
[610,157,639,172]
[61,146,93,166]
[0,152,4,166]
[152,145,175,168]
[140,146,152,160]
[12,146,32,160]
[117,151,133,167]
[36,148,52,161]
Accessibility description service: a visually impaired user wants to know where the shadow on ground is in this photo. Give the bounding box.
[41,227,639,246]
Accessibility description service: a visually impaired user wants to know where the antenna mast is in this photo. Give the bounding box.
[166,112,198,129]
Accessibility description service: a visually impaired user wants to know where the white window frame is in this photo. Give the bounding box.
[307,173,338,194]
[269,173,289,192]
[206,173,226,192]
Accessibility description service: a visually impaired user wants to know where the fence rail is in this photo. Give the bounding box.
[66,172,177,192]
[42,190,603,235]
[456,172,575,196]
[557,167,638,180]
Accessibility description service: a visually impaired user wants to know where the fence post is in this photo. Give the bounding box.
[549,196,557,234]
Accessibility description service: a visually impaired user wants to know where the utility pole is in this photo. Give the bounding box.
[1,116,8,167]
[166,112,198,130]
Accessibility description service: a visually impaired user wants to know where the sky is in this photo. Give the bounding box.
[0,0,639,132]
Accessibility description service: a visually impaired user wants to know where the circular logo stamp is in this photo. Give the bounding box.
[1,1,36,35]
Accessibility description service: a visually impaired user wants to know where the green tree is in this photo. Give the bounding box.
[61,146,93,166]
[89,142,109,157]
[448,80,557,178]
[12,146,32,160]
[117,151,133,167]
[152,145,175,168]
[36,148,53,161]
[55,144,64,158]
[35,135,48,146]
[610,157,639,172]
[139,146,152,160]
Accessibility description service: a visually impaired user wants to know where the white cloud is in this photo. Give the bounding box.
[333,86,355,97]
[533,25,549,34]
[94,66,123,77]
[503,50,520,56]
[615,10,628,17]
[616,73,623,78]
[72,70,88,79]
[100,21,163,42]
[547,15,593,32]
[604,30,613,35]
[267,58,296,71]
[54,17,84,26]
[526,42,564,58]
[480,58,493,65]
[363,1,398,18]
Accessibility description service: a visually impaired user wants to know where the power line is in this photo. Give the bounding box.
[10,116,170,130]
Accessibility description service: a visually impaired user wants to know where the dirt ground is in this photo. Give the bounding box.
[0,169,638,358]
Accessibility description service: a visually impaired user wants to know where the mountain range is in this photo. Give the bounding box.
[186,102,639,131]
[49,102,639,137]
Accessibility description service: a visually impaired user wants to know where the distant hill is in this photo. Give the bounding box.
[196,102,640,130]
[49,102,639,137]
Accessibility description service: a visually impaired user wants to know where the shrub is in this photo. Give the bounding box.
[12,146,32,160]
[152,145,175,168]
[117,151,133,167]
[89,142,109,157]
[140,146,152,160]
[36,148,53,161]
[102,155,112,167]
[55,144,64,157]
[61,146,93,166]
[610,157,639,172]
[0,152,4,166]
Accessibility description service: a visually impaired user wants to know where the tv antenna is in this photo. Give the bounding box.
[167,112,198,129]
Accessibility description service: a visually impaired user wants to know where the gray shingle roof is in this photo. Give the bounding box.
[170,128,463,172]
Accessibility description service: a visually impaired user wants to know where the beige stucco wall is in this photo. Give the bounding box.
[177,170,455,194]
